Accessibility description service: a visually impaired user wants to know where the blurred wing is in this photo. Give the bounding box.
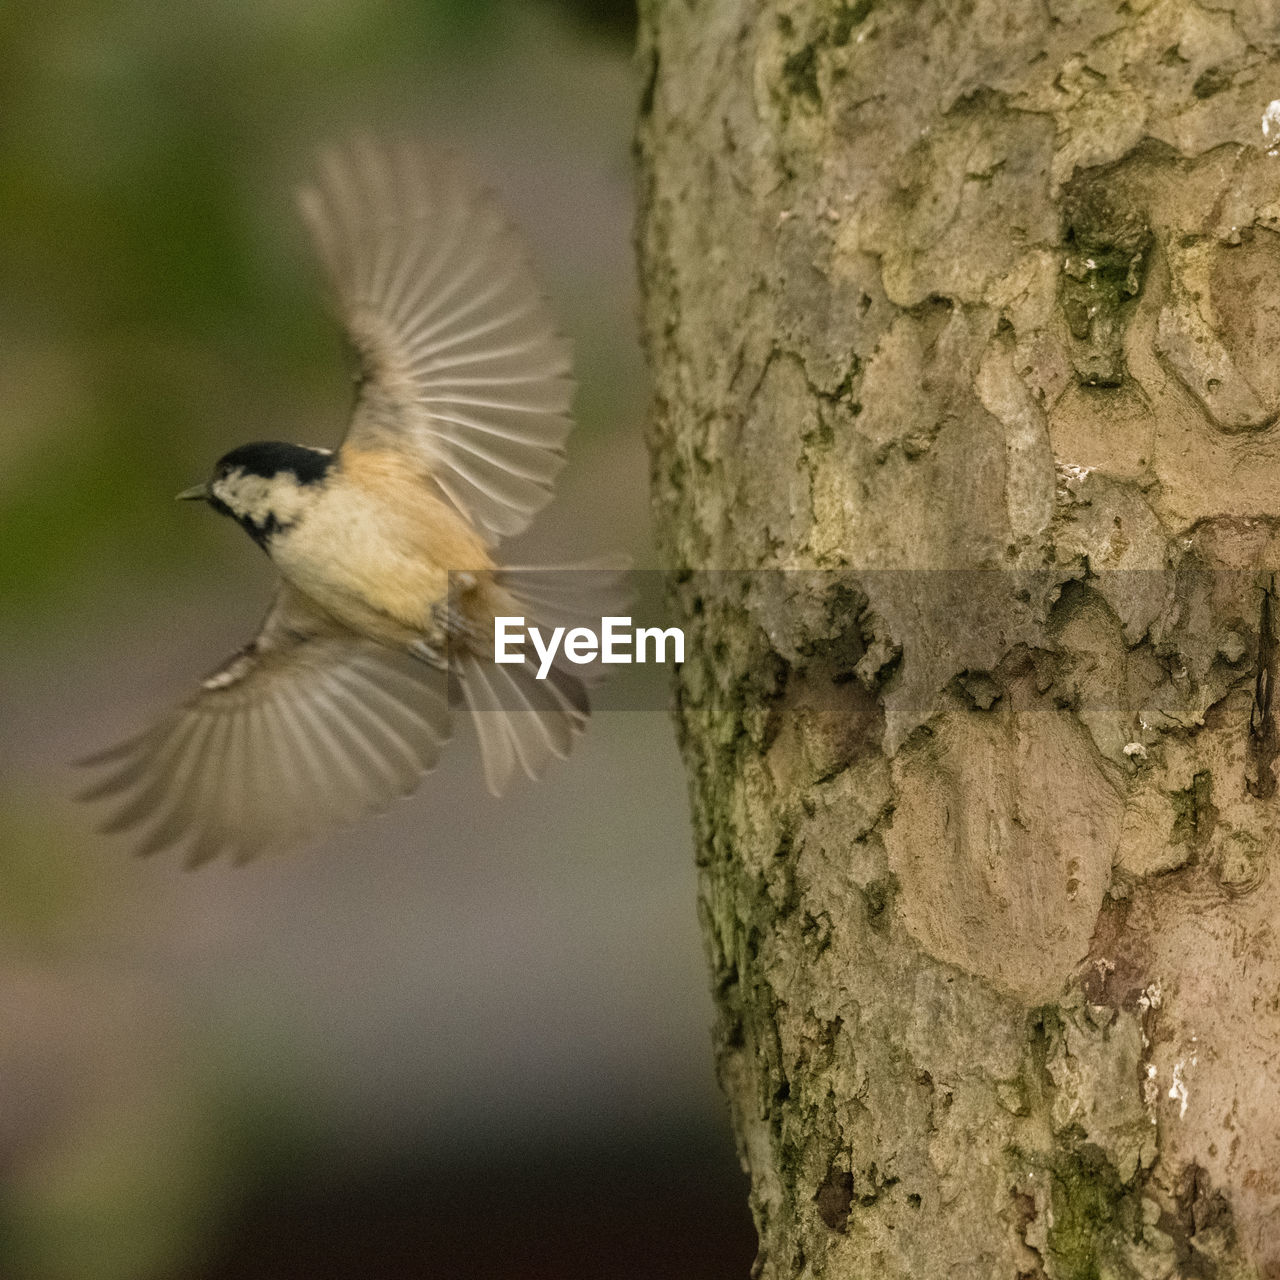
[297,137,574,545]
[80,585,451,865]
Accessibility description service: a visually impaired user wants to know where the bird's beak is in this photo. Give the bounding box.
[175,484,209,502]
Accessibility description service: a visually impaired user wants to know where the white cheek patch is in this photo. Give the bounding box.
[214,469,312,528]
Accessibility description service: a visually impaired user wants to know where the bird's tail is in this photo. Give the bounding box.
[456,561,629,795]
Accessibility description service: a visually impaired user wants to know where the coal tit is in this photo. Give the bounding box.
[81,138,614,865]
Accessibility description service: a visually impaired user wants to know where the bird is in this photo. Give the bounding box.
[80,137,618,866]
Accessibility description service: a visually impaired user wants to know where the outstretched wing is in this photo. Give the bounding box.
[297,137,574,545]
[80,585,451,865]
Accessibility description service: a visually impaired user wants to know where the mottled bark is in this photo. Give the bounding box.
[637,2,1280,1277]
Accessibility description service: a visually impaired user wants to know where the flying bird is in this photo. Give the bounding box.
[81,138,614,865]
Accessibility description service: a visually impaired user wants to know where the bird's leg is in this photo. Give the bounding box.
[434,571,482,643]
[408,637,449,670]
[413,572,482,668]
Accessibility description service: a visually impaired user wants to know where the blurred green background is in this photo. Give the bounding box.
[0,1,753,1276]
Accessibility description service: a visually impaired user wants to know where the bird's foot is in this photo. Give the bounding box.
[408,638,449,670]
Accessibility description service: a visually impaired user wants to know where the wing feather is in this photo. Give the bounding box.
[80,585,451,862]
[297,137,573,544]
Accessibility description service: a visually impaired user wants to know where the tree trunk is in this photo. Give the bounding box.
[636,2,1280,1277]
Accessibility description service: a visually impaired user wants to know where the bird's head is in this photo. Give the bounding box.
[178,441,334,546]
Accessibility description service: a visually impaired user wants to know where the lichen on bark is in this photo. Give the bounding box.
[638,1,1280,1276]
